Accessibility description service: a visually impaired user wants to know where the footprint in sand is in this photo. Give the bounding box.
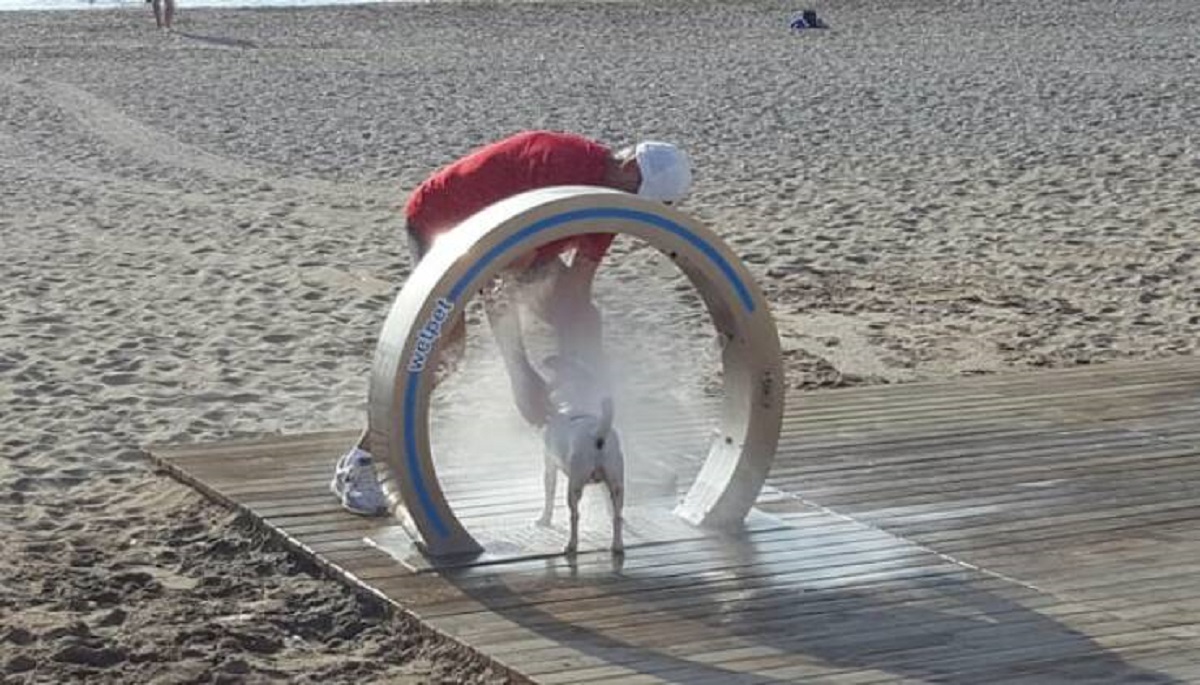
[99,373,139,386]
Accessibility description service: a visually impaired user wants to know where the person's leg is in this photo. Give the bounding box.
[333,221,434,516]
[164,0,175,29]
[151,0,165,28]
[541,236,613,373]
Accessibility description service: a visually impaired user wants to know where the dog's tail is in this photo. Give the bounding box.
[595,398,614,450]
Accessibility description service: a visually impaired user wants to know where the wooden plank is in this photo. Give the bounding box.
[773,444,1199,501]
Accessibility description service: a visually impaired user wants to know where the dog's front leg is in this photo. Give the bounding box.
[565,485,582,554]
[537,453,555,527]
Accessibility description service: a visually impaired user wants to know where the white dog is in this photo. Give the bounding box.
[536,355,625,555]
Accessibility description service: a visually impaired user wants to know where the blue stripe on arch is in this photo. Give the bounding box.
[408,205,754,540]
[403,372,447,538]
[448,207,755,313]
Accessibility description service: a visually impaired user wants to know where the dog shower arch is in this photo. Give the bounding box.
[368,187,785,558]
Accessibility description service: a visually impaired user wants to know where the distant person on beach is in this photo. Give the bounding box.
[330,130,693,516]
[150,0,176,30]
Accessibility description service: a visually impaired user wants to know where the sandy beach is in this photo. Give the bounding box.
[2,0,1198,681]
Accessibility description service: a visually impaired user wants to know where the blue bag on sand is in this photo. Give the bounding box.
[791,9,828,30]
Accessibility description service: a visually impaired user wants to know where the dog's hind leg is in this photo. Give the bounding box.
[609,482,625,555]
[565,485,582,554]
[537,452,555,527]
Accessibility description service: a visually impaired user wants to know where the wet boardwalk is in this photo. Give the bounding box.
[151,357,1200,684]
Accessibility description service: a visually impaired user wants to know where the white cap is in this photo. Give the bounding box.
[634,141,692,202]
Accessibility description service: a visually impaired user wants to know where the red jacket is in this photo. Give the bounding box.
[405,131,617,262]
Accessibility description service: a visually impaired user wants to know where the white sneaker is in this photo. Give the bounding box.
[330,447,389,517]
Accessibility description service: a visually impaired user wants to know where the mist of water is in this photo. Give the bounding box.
[428,238,724,518]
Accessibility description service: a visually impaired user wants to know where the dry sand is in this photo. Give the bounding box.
[2,0,1198,682]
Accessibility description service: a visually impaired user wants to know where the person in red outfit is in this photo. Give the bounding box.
[332,131,693,516]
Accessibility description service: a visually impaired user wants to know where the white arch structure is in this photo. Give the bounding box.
[367,187,784,558]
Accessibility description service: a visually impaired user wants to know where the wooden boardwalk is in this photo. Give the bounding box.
[150,357,1200,684]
